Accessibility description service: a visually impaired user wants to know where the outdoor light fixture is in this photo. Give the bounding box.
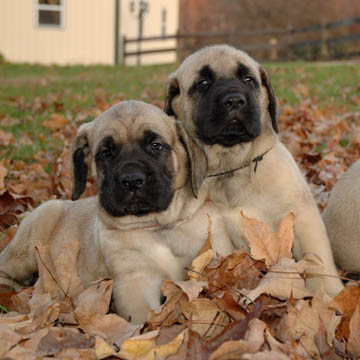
[129,0,149,65]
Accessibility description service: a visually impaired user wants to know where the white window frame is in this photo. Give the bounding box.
[34,0,65,29]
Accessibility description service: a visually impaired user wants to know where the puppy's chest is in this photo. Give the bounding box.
[210,175,290,228]
[210,173,255,207]
[158,223,207,260]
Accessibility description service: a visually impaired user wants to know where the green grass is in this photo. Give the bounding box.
[266,61,360,109]
[1,60,359,163]
[0,63,176,103]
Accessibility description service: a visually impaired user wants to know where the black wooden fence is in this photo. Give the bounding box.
[120,16,360,64]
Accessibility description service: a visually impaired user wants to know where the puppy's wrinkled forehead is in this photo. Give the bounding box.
[177,45,261,88]
[89,101,176,150]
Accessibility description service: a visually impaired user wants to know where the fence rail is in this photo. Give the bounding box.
[121,16,360,64]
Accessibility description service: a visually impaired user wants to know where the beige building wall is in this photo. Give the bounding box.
[0,0,115,65]
[0,0,179,66]
[120,0,179,65]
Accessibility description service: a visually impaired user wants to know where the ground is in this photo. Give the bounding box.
[0,60,360,359]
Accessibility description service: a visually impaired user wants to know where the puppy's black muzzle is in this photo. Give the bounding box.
[195,79,261,147]
[99,147,174,218]
[222,92,247,111]
[117,164,147,193]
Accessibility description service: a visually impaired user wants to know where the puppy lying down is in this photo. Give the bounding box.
[0,100,233,323]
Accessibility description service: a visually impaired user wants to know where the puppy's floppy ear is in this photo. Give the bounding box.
[71,123,92,200]
[164,73,180,116]
[260,67,279,133]
[176,122,208,198]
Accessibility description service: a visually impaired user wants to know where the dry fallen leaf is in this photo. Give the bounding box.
[0,129,15,146]
[203,249,264,299]
[148,279,186,329]
[0,163,7,194]
[74,279,113,316]
[42,113,69,131]
[172,280,208,302]
[328,285,360,341]
[241,257,318,304]
[120,329,185,360]
[95,336,121,359]
[347,304,360,356]
[188,248,214,281]
[277,296,340,358]
[0,326,23,358]
[242,212,294,268]
[208,318,266,360]
[75,312,140,349]
[181,297,228,337]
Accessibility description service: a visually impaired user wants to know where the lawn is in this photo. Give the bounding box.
[1,60,359,164]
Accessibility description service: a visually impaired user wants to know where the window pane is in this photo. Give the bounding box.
[39,0,61,5]
[39,10,60,25]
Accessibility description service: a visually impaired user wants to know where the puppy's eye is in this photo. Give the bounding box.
[196,79,209,87]
[100,147,113,158]
[244,77,256,86]
[151,142,163,151]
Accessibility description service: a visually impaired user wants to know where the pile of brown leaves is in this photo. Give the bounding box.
[1,92,360,359]
[1,211,360,359]
[280,99,360,209]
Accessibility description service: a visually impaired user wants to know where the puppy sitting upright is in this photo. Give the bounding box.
[164,44,343,296]
[0,100,233,323]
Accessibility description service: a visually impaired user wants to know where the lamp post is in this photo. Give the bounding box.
[130,0,149,65]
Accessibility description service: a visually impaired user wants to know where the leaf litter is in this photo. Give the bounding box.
[1,90,360,358]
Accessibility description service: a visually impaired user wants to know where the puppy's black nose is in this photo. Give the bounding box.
[120,172,146,191]
[222,93,247,110]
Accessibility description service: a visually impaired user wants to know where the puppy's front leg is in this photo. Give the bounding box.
[112,270,165,324]
[293,201,344,297]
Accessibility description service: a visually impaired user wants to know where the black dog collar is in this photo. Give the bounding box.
[208,147,272,178]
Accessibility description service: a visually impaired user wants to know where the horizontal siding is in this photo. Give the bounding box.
[0,0,179,66]
[0,0,115,65]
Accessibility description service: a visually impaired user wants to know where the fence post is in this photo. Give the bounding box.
[270,38,278,60]
[321,18,329,58]
[120,36,126,65]
[286,23,293,60]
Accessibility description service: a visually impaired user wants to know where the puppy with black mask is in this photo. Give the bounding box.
[164,44,343,297]
[0,100,233,323]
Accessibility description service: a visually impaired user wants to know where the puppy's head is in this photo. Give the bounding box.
[71,100,207,222]
[165,44,278,148]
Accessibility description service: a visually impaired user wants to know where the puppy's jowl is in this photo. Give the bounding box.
[165,44,343,296]
[0,100,233,323]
